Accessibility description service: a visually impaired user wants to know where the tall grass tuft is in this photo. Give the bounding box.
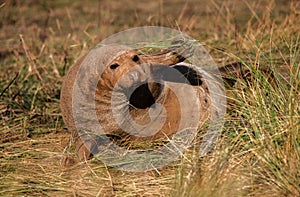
[175,26,300,197]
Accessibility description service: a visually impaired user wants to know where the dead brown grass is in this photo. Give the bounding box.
[0,0,299,196]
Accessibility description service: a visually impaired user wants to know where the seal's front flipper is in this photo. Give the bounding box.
[138,40,194,66]
[140,49,186,66]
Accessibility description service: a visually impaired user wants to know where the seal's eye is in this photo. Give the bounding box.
[132,55,139,62]
[110,63,120,70]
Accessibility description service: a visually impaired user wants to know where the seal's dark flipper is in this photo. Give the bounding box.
[218,62,251,87]
[219,62,277,88]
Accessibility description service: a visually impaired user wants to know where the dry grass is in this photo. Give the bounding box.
[0,0,299,196]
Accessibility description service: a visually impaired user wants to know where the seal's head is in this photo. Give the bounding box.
[98,50,149,91]
[96,48,171,111]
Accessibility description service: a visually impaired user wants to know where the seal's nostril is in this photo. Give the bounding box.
[110,63,120,69]
[130,71,139,81]
[132,55,139,62]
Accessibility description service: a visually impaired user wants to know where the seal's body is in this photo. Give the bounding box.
[60,45,244,161]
